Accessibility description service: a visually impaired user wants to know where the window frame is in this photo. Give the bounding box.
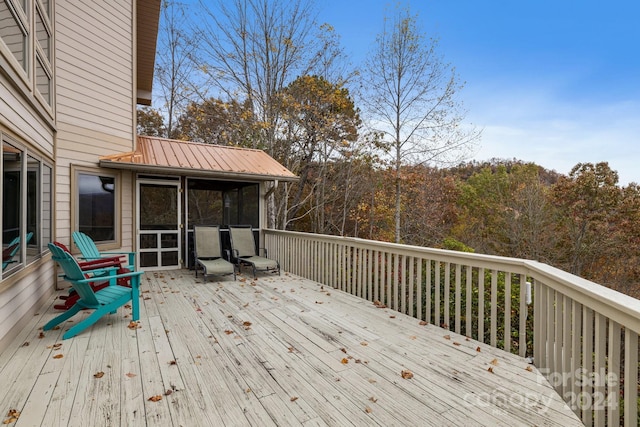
[0,0,54,118]
[71,166,122,251]
[1,131,53,280]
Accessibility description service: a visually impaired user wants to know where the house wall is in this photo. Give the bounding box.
[0,0,139,352]
[0,34,56,351]
[54,0,136,251]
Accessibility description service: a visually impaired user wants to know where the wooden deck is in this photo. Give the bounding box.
[0,270,582,426]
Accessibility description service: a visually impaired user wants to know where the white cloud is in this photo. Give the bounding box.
[466,86,640,185]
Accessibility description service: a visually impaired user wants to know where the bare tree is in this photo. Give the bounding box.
[362,5,480,243]
[195,0,351,228]
[154,0,199,139]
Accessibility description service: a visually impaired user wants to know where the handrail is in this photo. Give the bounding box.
[265,229,639,427]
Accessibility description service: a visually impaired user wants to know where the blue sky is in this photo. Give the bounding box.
[316,0,640,184]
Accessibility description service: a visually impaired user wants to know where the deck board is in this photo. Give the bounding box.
[0,269,582,426]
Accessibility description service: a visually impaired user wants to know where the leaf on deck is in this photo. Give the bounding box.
[148,395,162,402]
[2,409,20,424]
[128,321,141,330]
[53,354,63,359]
[93,372,105,378]
[400,369,414,379]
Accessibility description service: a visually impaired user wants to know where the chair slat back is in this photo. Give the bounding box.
[48,243,100,306]
[229,226,257,257]
[194,226,222,259]
[72,231,101,259]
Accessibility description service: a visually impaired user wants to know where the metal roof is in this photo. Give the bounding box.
[99,136,298,182]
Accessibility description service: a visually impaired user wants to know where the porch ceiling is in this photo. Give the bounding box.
[99,136,298,182]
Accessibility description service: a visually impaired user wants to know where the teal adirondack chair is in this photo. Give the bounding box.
[72,231,135,269]
[44,243,143,340]
[2,232,33,270]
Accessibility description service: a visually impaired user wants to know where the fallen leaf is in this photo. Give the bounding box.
[21,342,29,347]
[340,348,347,353]
[164,389,173,396]
[453,342,461,346]
[360,341,368,346]
[2,409,20,424]
[418,320,428,326]
[443,335,451,340]
[169,360,177,365]
[490,358,499,366]
[315,301,323,304]
[365,406,372,413]
[389,315,396,319]
[148,395,162,402]
[368,378,377,383]
[224,330,234,335]
[128,321,141,330]
[246,388,252,393]
[476,346,481,352]
[38,332,45,339]
[341,358,349,364]
[243,321,252,327]
[53,354,64,359]
[373,300,387,308]
[287,346,295,353]
[290,396,298,402]
[400,369,414,379]
[487,366,494,373]
[409,335,417,340]
[369,396,378,403]
[126,372,137,378]
[525,366,533,372]
[94,372,105,378]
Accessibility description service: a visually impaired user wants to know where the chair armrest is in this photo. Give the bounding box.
[102,251,135,266]
[260,247,268,257]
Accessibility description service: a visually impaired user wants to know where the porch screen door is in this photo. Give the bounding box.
[137,180,181,270]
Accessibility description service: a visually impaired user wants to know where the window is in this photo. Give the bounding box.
[0,0,28,72]
[34,0,52,105]
[0,0,53,108]
[76,171,118,243]
[1,134,52,278]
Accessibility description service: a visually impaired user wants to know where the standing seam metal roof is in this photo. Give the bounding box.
[99,136,298,181]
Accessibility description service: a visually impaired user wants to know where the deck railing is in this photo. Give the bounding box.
[265,229,640,427]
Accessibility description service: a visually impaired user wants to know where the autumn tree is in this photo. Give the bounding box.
[275,75,361,230]
[453,162,556,260]
[362,5,479,243]
[551,162,623,278]
[137,107,167,137]
[174,98,261,146]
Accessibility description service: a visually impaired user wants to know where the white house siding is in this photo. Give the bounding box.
[0,63,56,352]
[0,261,55,351]
[54,0,136,250]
